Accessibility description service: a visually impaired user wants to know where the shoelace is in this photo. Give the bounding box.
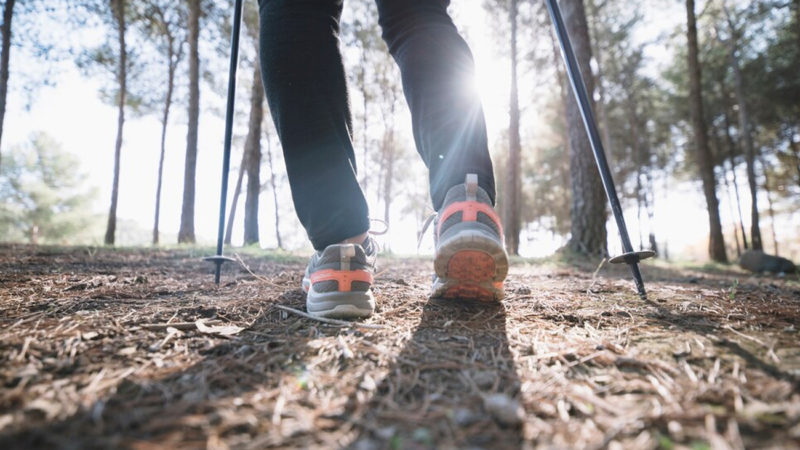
[368,218,389,236]
[416,212,437,250]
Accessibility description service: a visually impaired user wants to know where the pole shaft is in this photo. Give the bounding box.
[545,0,634,254]
[214,0,244,275]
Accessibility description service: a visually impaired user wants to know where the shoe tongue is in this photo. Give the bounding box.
[465,173,478,201]
[442,181,492,207]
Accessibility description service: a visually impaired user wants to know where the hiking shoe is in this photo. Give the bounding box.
[302,236,377,319]
[430,174,508,301]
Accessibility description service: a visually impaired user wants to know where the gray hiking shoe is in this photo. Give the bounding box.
[431,174,508,301]
[302,236,377,319]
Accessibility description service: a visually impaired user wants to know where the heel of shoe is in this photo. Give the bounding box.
[432,229,508,301]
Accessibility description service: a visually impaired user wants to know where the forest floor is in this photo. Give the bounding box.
[0,244,799,449]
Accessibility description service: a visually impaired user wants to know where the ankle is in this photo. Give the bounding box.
[338,232,368,246]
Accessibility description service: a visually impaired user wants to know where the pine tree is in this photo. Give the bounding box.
[133,0,186,245]
[685,0,727,263]
[503,0,522,256]
[178,0,200,244]
[0,0,16,168]
[562,0,608,256]
[0,133,97,244]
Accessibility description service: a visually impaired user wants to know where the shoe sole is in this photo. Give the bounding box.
[431,226,508,301]
[305,286,375,319]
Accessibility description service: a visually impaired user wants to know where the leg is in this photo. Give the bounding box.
[376,0,496,210]
[259,0,369,251]
[377,0,506,301]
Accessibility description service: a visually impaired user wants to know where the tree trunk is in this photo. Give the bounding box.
[359,53,369,192]
[224,152,246,246]
[549,27,572,202]
[0,0,14,168]
[720,83,748,249]
[586,0,615,171]
[243,63,264,246]
[105,0,127,246]
[178,0,200,244]
[722,145,742,258]
[627,96,644,250]
[794,0,800,53]
[264,134,283,249]
[757,153,779,256]
[726,32,762,251]
[714,125,741,256]
[644,169,658,255]
[685,0,727,263]
[789,127,800,189]
[153,43,176,245]
[723,167,742,257]
[504,0,522,256]
[563,0,608,256]
[382,130,394,229]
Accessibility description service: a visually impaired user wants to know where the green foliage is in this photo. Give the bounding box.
[0,132,99,244]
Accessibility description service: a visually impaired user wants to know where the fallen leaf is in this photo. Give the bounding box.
[195,319,243,337]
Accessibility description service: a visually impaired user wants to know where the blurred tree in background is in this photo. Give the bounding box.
[0,132,98,244]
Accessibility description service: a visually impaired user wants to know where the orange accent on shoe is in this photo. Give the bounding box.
[309,269,373,292]
[436,201,504,241]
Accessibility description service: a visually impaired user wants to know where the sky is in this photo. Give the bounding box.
[4,0,797,261]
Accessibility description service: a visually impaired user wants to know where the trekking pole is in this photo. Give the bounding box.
[204,0,244,284]
[544,0,654,299]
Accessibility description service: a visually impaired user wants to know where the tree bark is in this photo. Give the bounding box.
[153,39,176,245]
[685,0,727,263]
[243,63,264,246]
[178,0,200,244]
[504,0,522,256]
[264,134,283,249]
[105,0,127,246]
[563,0,608,256]
[0,0,15,168]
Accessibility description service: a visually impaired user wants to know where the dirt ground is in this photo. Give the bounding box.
[0,243,799,449]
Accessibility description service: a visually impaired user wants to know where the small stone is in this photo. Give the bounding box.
[375,426,396,440]
[360,374,377,392]
[453,408,480,426]
[667,420,685,441]
[82,331,100,340]
[483,393,523,426]
[472,370,497,389]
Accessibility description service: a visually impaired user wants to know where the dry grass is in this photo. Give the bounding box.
[1,244,799,449]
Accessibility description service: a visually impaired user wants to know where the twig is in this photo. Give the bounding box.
[722,325,767,347]
[587,258,608,295]
[723,325,780,363]
[139,322,211,331]
[233,253,282,287]
[273,304,387,330]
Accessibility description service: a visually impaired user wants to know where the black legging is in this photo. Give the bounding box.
[259,0,495,250]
